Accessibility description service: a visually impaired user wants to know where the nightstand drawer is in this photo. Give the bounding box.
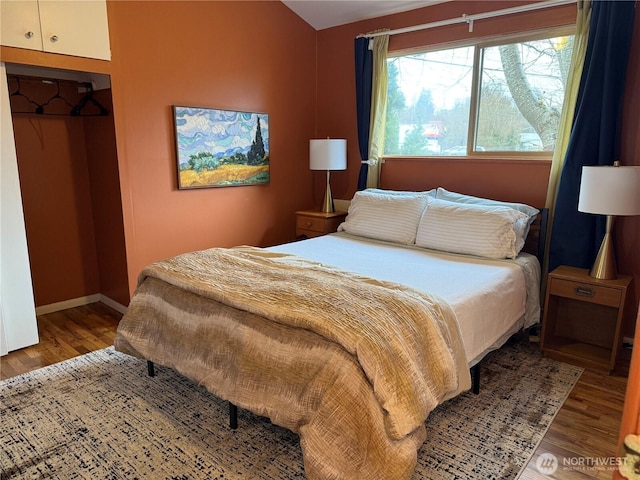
[295,210,346,239]
[549,278,621,308]
[296,215,326,233]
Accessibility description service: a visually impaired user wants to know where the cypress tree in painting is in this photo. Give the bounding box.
[247,117,266,165]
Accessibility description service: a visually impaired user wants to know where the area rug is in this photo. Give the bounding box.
[0,334,582,479]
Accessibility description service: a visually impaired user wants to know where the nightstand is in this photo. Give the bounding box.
[540,265,632,374]
[295,210,347,239]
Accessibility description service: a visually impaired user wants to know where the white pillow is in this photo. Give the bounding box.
[435,187,539,218]
[415,198,530,259]
[435,187,539,244]
[338,190,429,244]
[366,188,436,198]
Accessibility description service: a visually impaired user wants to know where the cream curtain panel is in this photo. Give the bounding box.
[542,0,592,278]
[366,33,389,188]
[545,0,592,208]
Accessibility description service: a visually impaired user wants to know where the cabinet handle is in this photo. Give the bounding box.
[50,35,59,43]
[306,221,312,227]
[575,286,594,297]
[25,31,34,39]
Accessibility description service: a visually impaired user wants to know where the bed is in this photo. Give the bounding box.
[114,187,546,480]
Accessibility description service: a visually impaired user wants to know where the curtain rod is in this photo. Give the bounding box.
[356,0,576,38]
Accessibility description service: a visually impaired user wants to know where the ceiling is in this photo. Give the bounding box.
[281,0,443,30]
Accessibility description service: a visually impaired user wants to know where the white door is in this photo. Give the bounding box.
[0,62,39,354]
[0,304,8,357]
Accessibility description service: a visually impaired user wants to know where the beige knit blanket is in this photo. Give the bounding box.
[115,246,470,479]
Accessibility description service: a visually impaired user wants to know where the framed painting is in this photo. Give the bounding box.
[173,106,270,189]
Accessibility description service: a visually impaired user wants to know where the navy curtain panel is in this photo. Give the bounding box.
[354,37,373,191]
[548,0,635,272]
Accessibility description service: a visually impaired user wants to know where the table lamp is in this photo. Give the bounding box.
[310,138,347,213]
[577,162,640,279]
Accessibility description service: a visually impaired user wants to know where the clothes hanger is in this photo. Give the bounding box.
[9,76,43,114]
[9,76,109,116]
[71,82,109,117]
[38,79,74,114]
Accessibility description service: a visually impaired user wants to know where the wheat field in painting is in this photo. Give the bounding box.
[179,164,270,188]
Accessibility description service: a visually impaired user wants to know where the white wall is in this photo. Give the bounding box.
[1,62,39,354]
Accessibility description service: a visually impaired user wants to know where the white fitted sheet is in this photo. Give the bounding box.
[268,232,540,365]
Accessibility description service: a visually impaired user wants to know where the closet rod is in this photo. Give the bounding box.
[356,0,576,38]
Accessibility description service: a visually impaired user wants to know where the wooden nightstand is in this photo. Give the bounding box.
[540,266,632,374]
[295,210,346,239]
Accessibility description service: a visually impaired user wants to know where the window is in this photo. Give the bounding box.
[384,32,574,157]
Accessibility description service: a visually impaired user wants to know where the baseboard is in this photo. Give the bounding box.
[36,294,127,315]
[99,294,127,314]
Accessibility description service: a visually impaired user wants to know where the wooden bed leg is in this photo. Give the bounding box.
[472,363,480,395]
[229,402,238,430]
[147,360,155,377]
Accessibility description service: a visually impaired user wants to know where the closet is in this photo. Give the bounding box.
[1,63,128,353]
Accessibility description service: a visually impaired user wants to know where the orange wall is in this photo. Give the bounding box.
[378,158,551,208]
[316,0,640,335]
[106,1,318,293]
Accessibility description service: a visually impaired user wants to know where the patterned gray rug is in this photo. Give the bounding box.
[0,334,581,479]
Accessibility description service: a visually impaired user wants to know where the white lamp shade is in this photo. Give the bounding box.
[578,165,640,216]
[310,139,347,171]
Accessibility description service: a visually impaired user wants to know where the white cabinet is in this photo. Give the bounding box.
[38,1,110,60]
[0,0,110,60]
[0,1,42,51]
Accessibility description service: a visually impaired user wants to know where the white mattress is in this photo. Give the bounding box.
[268,232,540,365]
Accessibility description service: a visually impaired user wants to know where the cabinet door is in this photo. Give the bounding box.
[38,0,110,60]
[0,0,44,51]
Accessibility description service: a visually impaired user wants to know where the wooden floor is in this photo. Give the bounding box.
[0,302,629,479]
[0,302,122,380]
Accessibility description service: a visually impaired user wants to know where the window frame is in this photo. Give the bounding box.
[385,25,576,160]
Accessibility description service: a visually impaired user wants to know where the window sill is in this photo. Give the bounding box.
[382,156,552,166]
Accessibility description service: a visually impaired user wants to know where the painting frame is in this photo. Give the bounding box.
[173,106,270,189]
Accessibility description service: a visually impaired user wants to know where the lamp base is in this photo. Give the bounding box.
[589,216,617,280]
[321,170,334,213]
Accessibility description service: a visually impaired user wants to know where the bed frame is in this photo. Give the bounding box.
[524,207,549,268]
[146,207,549,429]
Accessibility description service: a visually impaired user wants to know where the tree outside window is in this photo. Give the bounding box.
[384,32,574,157]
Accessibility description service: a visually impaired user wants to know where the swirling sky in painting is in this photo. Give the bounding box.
[174,107,269,165]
